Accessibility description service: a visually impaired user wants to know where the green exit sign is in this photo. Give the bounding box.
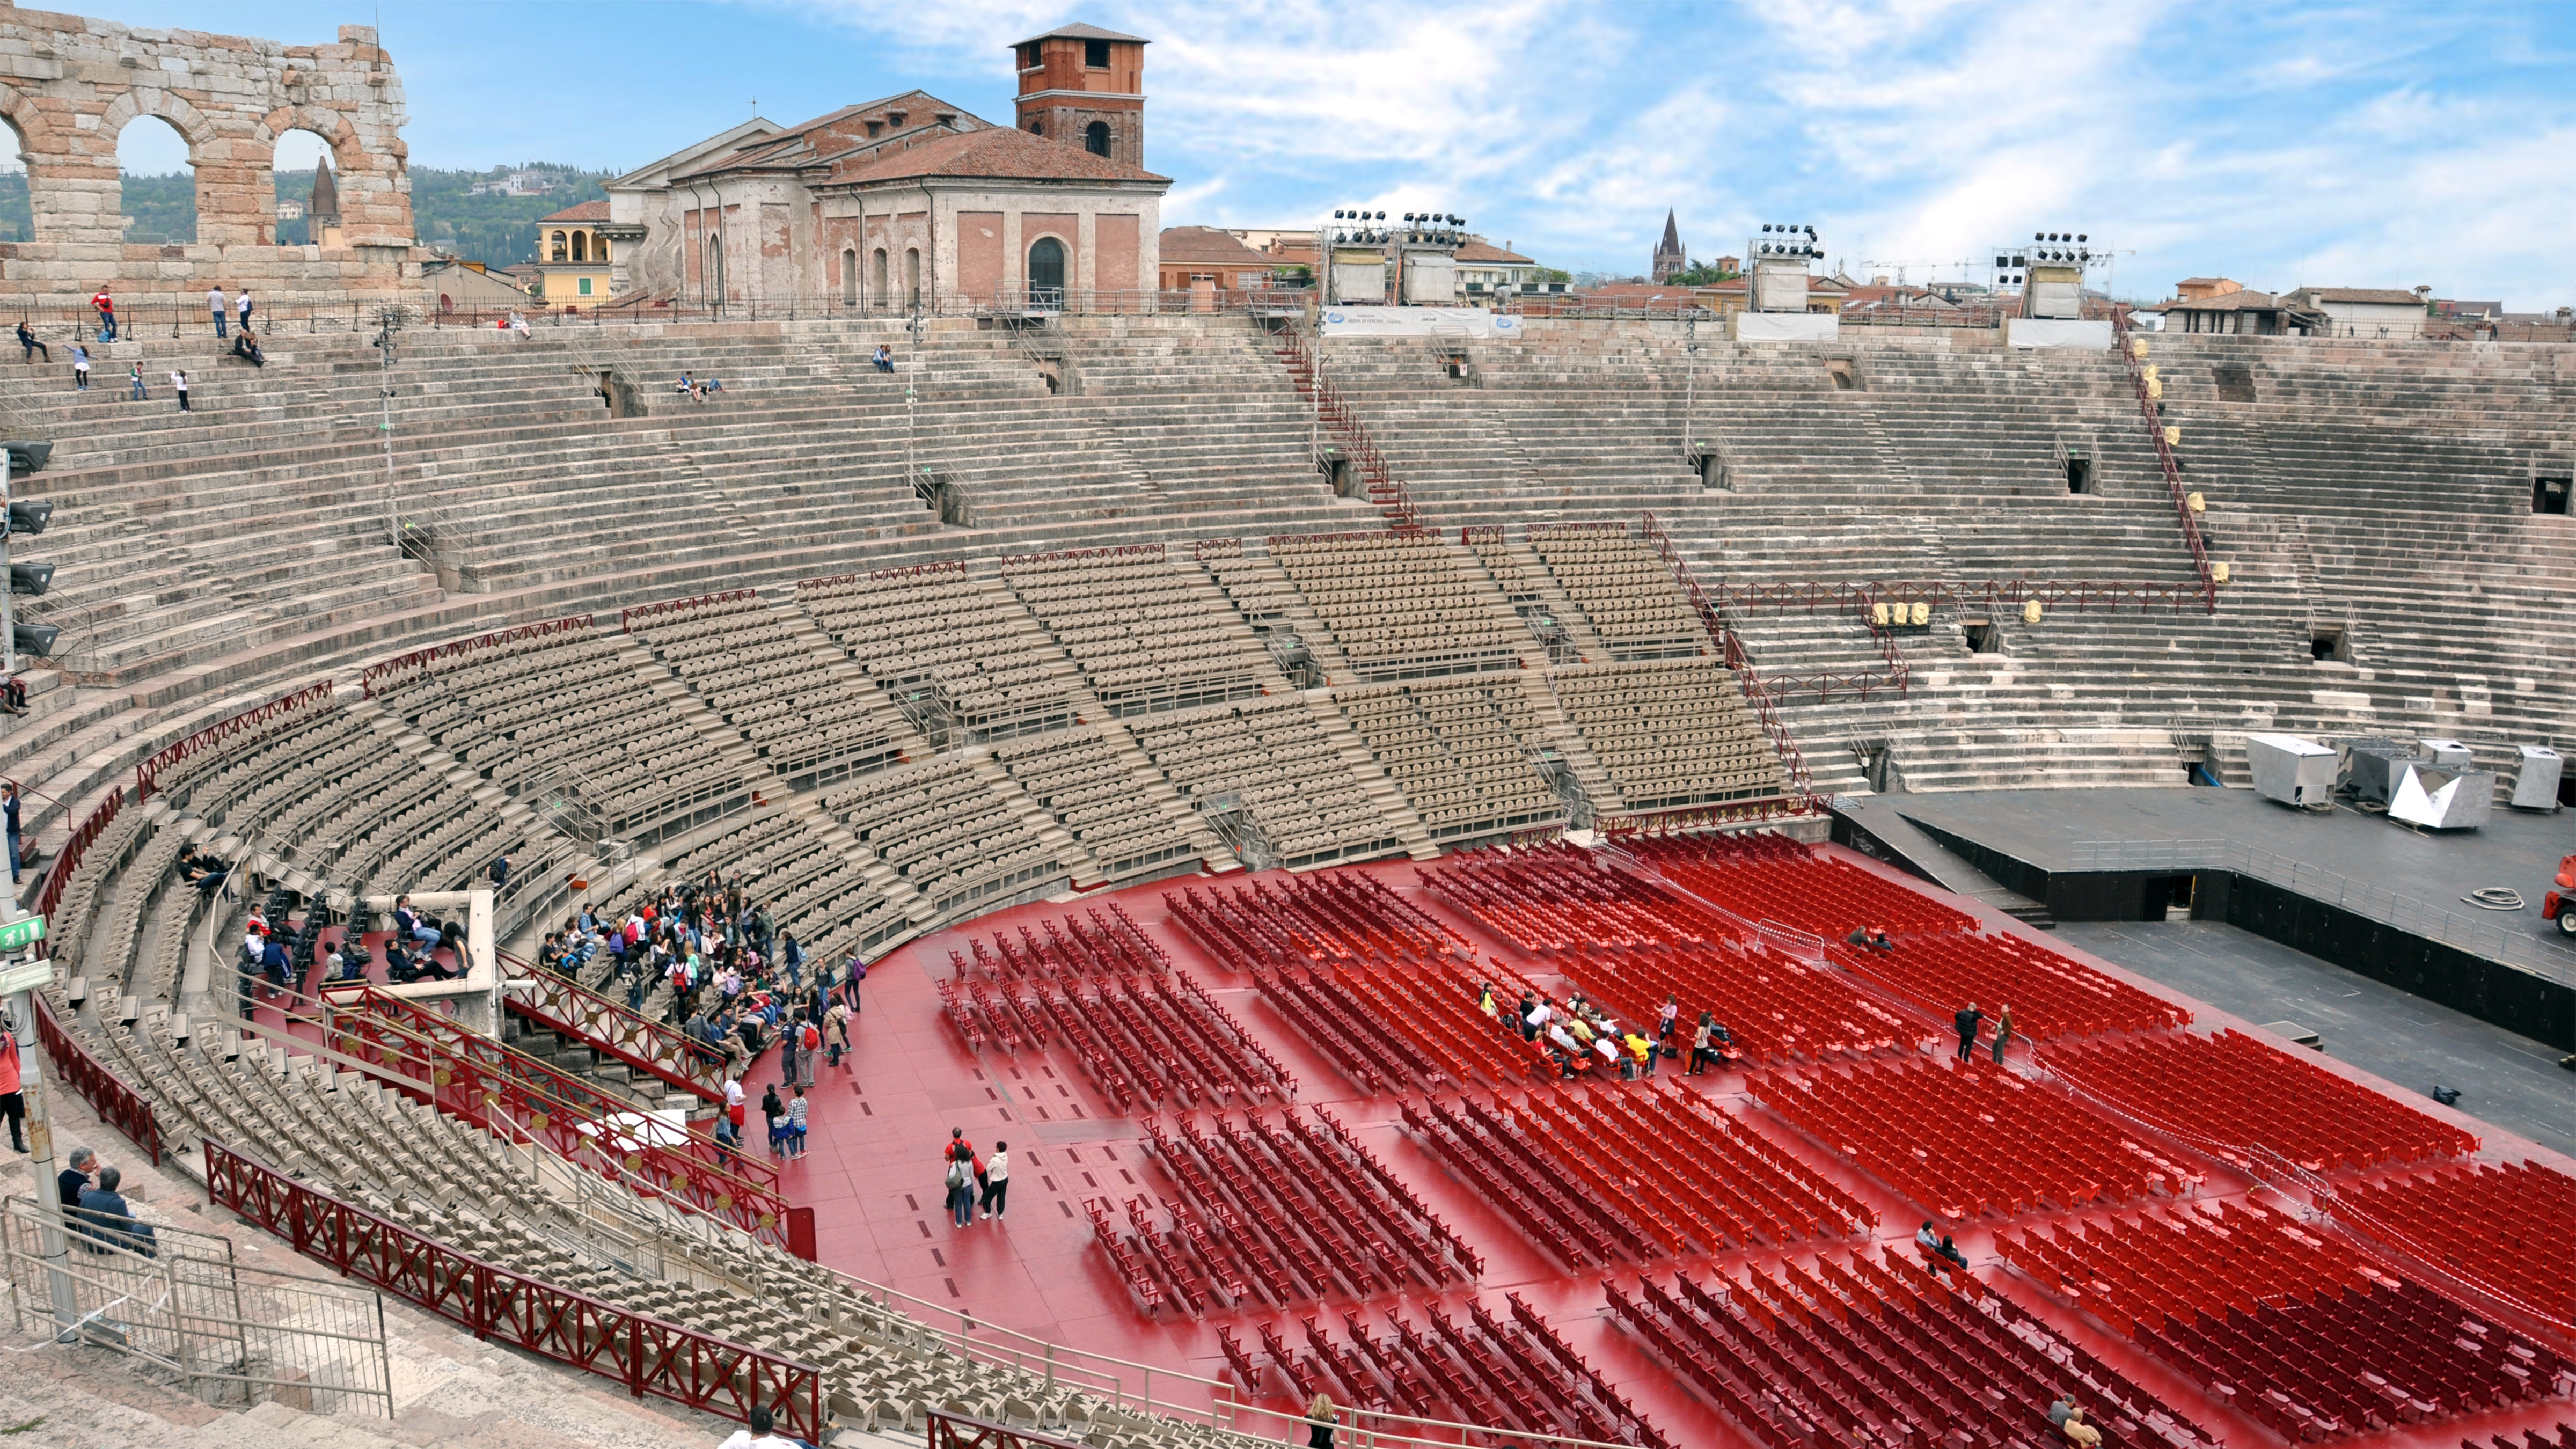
[0,915,47,953]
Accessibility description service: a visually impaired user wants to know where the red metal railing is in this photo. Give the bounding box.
[33,992,160,1163]
[927,1410,1089,1449]
[1271,325,1422,533]
[1716,579,2207,615]
[2112,310,2218,613]
[621,588,759,633]
[360,614,595,698]
[136,680,333,801]
[323,985,793,1250]
[204,1140,821,1439]
[1636,512,1815,800]
[34,788,123,924]
[999,541,1166,569]
[499,947,723,1103]
[797,559,967,592]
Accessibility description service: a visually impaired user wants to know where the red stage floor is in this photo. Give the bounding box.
[634,847,2575,1446]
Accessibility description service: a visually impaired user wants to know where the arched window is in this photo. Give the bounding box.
[872,248,889,308]
[1026,118,1044,137]
[551,230,568,262]
[1084,121,1111,158]
[707,232,724,301]
[1028,236,1066,299]
[841,248,858,305]
[571,231,588,262]
[904,247,921,307]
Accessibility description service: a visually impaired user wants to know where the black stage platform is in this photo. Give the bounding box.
[1839,785,2576,1055]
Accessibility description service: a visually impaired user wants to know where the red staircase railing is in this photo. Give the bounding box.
[323,984,794,1251]
[1637,511,1814,801]
[33,992,160,1163]
[205,1141,822,1440]
[1271,326,1422,533]
[35,787,123,924]
[361,614,594,698]
[2112,310,2218,613]
[136,679,334,800]
[499,946,724,1103]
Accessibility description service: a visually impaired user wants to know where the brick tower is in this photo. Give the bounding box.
[1651,209,1685,282]
[1013,23,1148,166]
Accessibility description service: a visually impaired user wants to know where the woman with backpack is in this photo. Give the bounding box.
[761,1083,787,1158]
[944,1152,975,1228]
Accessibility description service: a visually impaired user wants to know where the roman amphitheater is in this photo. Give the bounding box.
[0,16,2572,1449]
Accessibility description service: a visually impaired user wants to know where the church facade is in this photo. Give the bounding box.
[608,24,1167,312]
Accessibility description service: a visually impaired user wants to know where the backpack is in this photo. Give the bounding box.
[946,1160,969,1190]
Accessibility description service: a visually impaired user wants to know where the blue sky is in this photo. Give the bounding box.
[81,1,2576,306]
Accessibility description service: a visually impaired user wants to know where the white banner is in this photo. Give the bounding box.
[2006,318,2114,349]
[1319,306,1522,339]
[1730,311,1838,343]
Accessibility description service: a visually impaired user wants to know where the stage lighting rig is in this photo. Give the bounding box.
[1748,222,1822,260]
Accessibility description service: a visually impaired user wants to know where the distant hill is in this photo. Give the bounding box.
[0,164,610,265]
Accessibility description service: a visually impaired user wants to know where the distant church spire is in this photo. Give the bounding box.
[1651,209,1685,282]
[308,156,341,230]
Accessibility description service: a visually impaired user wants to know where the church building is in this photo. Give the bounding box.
[607,23,1168,311]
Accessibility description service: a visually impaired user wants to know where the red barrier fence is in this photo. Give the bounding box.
[1716,579,2207,615]
[33,992,160,1164]
[927,1410,1089,1449]
[798,559,966,592]
[34,787,122,924]
[1000,541,1166,569]
[621,588,759,632]
[499,947,724,1103]
[360,614,595,698]
[204,1140,822,1439]
[136,680,334,801]
[323,985,793,1250]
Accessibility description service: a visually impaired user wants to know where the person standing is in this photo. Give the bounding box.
[170,369,189,412]
[235,288,254,333]
[823,998,850,1069]
[980,1140,1009,1220]
[1304,1392,1339,1449]
[1991,1004,2014,1064]
[760,1082,787,1157]
[90,288,114,342]
[1687,1013,1714,1075]
[945,1152,974,1228]
[2,781,20,886]
[1954,1002,1983,1063]
[208,283,228,338]
[127,362,147,401]
[786,1084,809,1158]
[70,343,89,390]
[795,1016,819,1090]
[0,1020,23,1153]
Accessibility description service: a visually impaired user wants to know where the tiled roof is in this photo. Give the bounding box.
[539,200,609,224]
[826,126,1166,186]
[1455,240,1534,264]
[1158,226,1272,266]
[2306,288,2421,306]
[1016,22,1148,45]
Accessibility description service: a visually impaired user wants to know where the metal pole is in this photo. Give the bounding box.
[9,976,78,1335]
[2,448,13,677]
[378,311,398,552]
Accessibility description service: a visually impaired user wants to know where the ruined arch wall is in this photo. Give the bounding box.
[0,8,419,300]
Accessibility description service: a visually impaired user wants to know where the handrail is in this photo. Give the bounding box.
[798,558,967,592]
[999,541,1166,569]
[204,1140,823,1440]
[360,613,595,698]
[497,946,724,1102]
[2112,311,2218,613]
[621,588,759,632]
[35,787,123,923]
[1636,511,1815,800]
[1271,325,1422,533]
[1716,579,2206,614]
[322,984,793,1250]
[136,680,334,801]
[33,992,160,1163]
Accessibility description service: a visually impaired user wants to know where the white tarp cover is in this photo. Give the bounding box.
[2006,318,2114,349]
[1731,311,1838,343]
[1318,306,1521,338]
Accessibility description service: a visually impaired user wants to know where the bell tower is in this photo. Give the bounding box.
[1012,23,1147,166]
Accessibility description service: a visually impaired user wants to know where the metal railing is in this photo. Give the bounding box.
[33,992,160,1163]
[2066,837,2576,984]
[2112,311,2218,613]
[360,613,594,698]
[1716,578,2208,616]
[204,1140,822,1440]
[497,946,724,1103]
[2,1195,395,1416]
[135,680,335,801]
[34,788,123,924]
[1272,325,1421,532]
[1636,510,1816,800]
